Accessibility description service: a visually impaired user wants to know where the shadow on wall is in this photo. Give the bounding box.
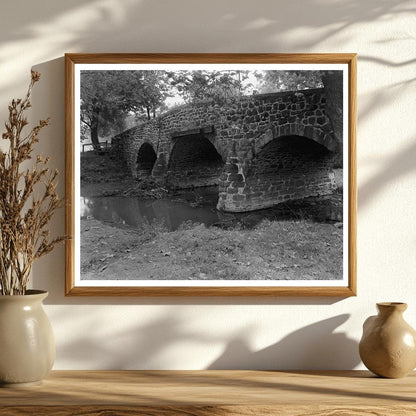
[359,139,416,209]
[0,0,414,100]
[1,0,413,53]
[54,309,359,369]
[22,0,415,307]
[55,312,212,369]
[208,314,360,370]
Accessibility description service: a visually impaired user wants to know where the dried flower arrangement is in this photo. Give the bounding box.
[0,71,65,295]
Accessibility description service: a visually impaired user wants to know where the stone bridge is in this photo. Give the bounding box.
[112,87,342,212]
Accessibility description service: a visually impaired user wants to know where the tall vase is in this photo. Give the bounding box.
[0,290,55,387]
[359,302,416,378]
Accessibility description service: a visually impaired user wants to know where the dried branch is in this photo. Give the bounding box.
[0,71,66,295]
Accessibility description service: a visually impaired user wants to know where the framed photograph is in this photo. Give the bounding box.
[65,53,356,296]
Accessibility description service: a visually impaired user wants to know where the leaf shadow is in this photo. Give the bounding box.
[207,314,360,370]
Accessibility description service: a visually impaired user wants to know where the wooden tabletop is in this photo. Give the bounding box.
[1,370,415,415]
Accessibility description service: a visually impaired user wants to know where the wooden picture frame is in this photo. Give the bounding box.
[65,53,356,296]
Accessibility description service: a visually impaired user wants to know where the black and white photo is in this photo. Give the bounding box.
[65,54,356,296]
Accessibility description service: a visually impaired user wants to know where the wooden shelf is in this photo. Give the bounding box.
[1,370,415,415]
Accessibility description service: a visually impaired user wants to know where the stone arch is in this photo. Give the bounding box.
[218,134,336,213]
[254,123,338,157]
[165,124,226,166]
[136,142,157,178]
[166,132,224,188]
[245,134,335,210]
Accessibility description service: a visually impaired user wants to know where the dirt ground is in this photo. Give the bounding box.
[81,152,343,281]
[81,217,343,281]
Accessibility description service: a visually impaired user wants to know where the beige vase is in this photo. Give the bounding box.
[0,290,55,387]
[359,302,416,378]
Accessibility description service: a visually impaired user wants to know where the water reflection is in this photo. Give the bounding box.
[81,194,220,230]
[81,187,342,231]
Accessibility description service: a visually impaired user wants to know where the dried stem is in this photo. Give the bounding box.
[0,71,65,295]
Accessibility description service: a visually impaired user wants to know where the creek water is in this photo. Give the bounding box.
[81,187,342,231]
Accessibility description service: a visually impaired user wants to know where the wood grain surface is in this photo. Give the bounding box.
[1,370,415,415]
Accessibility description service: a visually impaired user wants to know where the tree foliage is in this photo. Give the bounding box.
[81,71,123,150]
[117,71,170,119]
[169,70,250,104]
[80,70,170,151]
[257,70,323,93]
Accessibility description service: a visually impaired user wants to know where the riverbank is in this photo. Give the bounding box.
[81,152,343,281]
[81,216,343,281]
[81,151,168,198]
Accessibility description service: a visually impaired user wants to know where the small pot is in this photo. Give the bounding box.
[0,290,55,387]
[359,302,416,378]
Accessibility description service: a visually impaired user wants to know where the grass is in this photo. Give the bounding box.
[81,217,343,281]
[81,151,128,184]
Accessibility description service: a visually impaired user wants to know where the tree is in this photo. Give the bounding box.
[80,70,171,152]
[80,71,123,151]
[257,70,323,93]
[170,70,249,104]
[121,70,171,120]
[321,71,343,149]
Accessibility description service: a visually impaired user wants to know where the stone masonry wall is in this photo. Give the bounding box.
[217,136,335,212]
[112,122,159,178]
[112,88,340,212]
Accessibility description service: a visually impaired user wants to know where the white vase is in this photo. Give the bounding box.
[0,290,55,387]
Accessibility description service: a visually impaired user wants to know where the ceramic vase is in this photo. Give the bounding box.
[0,290,55,387]
[359,302,416,378]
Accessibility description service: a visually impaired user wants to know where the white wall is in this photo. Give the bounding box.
[1,0,415,370]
